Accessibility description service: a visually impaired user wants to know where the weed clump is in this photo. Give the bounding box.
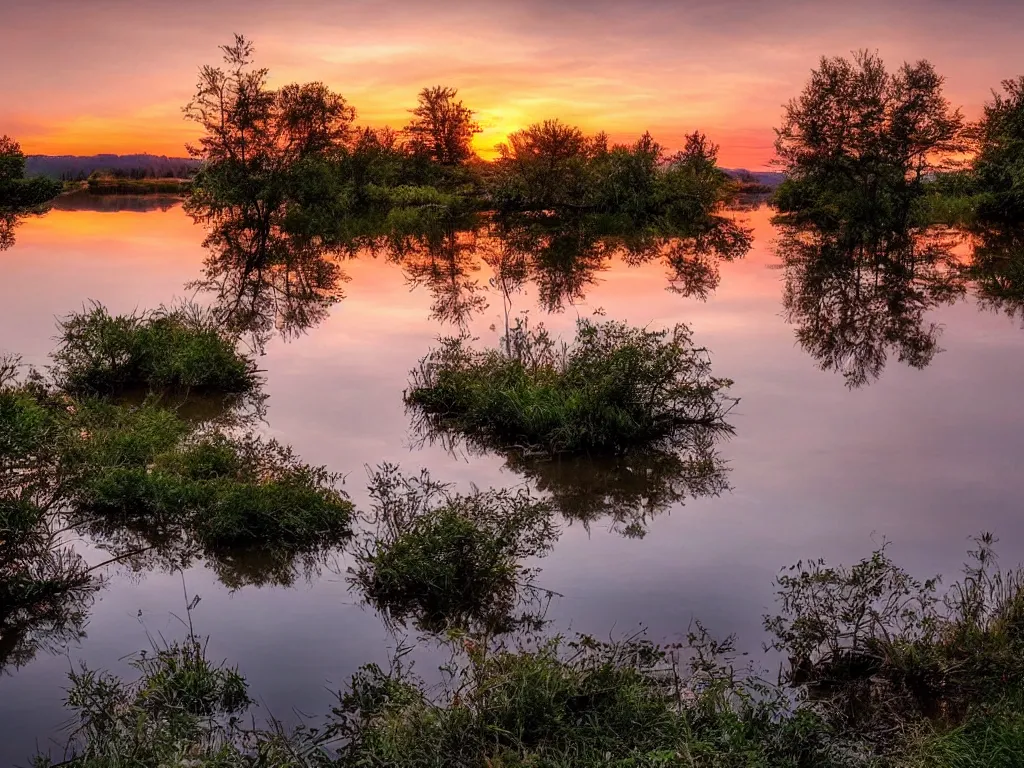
[334,631,843,768]
[354,464,556,633]
[61,406,354,551]
[406,318,736,457]
[52,302,257,396]
[765,534,1024,750]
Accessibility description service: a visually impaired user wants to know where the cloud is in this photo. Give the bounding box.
[2,0,1022,168]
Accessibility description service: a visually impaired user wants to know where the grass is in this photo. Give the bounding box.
[61,403,354,551]
[334,637,842,768]
[765,534,1024,753]
[405,317,736,457]
[27,536,1024,767]
[85,176,192,195]
[52,301,257,396]
[353,464,556,634]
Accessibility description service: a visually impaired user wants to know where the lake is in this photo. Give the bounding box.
[2,197,1023,765]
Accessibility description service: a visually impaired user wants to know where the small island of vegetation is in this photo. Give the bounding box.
[406,317,736,457]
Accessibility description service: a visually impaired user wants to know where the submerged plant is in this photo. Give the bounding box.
[353,464,557,635]
[406,317,736,457]
[52,301,258,396]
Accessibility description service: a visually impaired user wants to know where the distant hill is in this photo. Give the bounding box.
[25,154,201,180]
[721,168,786,188]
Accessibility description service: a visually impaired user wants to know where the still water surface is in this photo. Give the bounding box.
[1,199,1023,764]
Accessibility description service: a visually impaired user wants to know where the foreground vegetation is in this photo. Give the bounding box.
[406,317,736,456]
[28,535,1024,768]
[52,302,258,396]
[352,464,556,634]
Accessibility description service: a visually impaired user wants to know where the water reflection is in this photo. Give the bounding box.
[966,226,1024,323]
[505,432,730,538]
[776,224,965,388]
[187,203,349,349]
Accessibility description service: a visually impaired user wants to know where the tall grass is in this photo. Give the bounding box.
[60,402,355,551]
[406,318,736,457]
[353,464,556,634]
[52,301,257,396]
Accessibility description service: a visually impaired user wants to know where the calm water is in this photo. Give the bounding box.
[2,199,1024,764]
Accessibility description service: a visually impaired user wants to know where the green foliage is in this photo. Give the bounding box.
[61,406,354,551]
[53,302,257,395]
[765,534,1024,745]
[0,175,64,209]
[85,176,191,195]
[354,464,556,633]
[491,123,733,220]
[775,51,965,230]
[0,135,63,209]
[404,86,481,167]
[35,638,261,768]
[973,76,1024,224]
[334,631,847,768]
[406,318,736,456]
[0,134,26,183]
[908,689,1024,768]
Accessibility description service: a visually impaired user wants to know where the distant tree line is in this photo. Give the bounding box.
[25,154,201,181]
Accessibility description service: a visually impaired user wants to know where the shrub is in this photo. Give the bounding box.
[406,318,736,456]
[65,413,354,551]
[52,302,257,395]
[353,464,556,633]
[334,631,847,768]
[764,534,1024,744]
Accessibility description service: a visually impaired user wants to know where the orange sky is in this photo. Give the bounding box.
[3,0,1022,169]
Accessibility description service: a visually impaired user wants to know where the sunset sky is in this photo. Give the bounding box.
[3,0,1023,169]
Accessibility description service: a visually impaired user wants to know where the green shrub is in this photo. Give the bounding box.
[406,318,736,456]
[52,302,257,395]
[354,464,556,633]
[67,418,354,551]
[334,632,847,768]
[765,534,1024,746]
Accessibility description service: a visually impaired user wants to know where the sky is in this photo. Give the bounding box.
[2,0,1023,169]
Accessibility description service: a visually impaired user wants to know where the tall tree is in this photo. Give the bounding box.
[973,76,1024,223]
[775,51,965,228]
[405,86,480,166]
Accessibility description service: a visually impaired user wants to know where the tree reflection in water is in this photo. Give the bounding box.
[776,223,966,388]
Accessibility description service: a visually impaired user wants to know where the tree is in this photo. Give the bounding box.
[0,135,62,210]
[493,120,593,209]
[404,86,480,166]
[184,36,356,198]
[973,76,1024,223]
[775,51,965,229]
[0,135,26,184]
